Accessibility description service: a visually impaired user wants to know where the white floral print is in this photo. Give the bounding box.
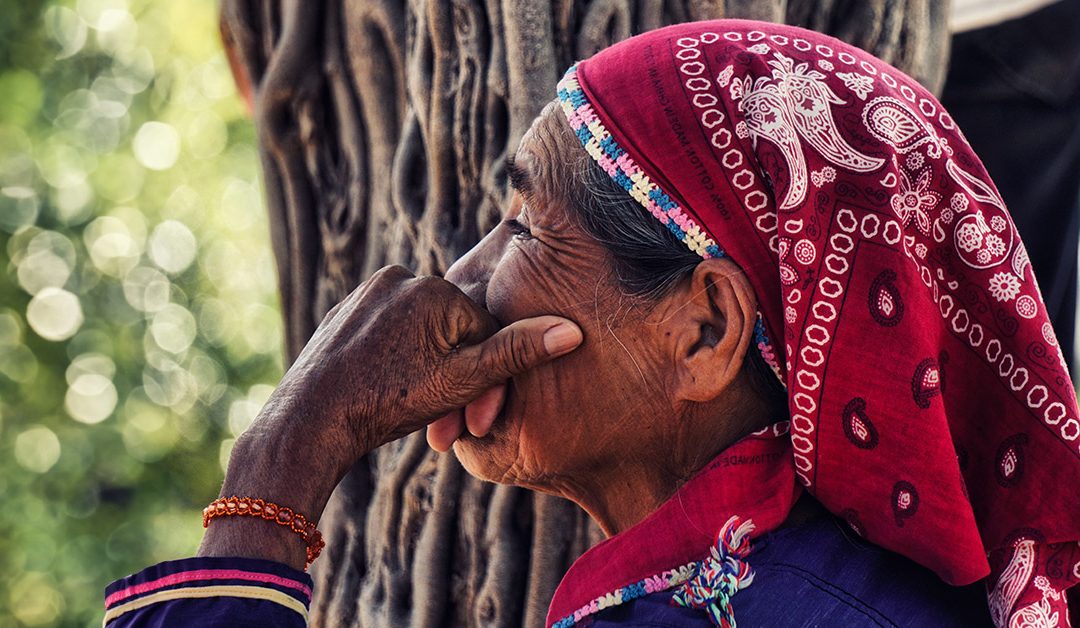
[989,272,1021,302]
[984,234,1006,258]
[950,192,969,213]
[956,222,983,253]
[836,71,873,100]
[891,167,941,236]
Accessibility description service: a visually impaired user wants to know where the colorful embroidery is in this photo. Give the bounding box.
[549,517,760,628]
[671,516,756,627]
[752,315,782,381]
[549,562,697,628]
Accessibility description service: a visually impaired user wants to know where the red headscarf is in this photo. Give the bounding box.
[552,19,1080,627]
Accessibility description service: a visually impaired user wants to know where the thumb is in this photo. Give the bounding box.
[444,316,582,403]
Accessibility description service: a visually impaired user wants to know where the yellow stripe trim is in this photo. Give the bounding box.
[103,584,308,626]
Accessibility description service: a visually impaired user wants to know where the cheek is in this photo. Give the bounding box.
[484,250,554,322]
[485,242,607,326]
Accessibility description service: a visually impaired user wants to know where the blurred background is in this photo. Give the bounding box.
[2,0,1078,625]
[0,0,282,624]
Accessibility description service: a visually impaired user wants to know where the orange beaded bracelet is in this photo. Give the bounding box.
[203,496,326,569]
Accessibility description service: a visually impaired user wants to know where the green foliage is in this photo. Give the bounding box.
[0,1,283,624]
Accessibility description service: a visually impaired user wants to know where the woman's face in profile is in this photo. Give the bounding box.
[445,103,674,493]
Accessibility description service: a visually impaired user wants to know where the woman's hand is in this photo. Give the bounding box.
[199,265,582,569]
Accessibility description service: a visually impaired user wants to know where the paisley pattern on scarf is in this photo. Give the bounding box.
[550,19,1080,628]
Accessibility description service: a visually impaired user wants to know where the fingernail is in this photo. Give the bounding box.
[543,323,582,355]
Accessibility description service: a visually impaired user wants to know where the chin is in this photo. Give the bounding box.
[452,420,559,493]
[452,429,520,485]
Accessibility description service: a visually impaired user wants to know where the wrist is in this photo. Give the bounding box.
[197,407,352,570]
[220,426,341,520]
[202,497,325,568]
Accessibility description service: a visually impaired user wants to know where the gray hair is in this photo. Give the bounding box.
[566,153,788,406]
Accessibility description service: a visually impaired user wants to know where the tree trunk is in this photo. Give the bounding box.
[219,1,950,625]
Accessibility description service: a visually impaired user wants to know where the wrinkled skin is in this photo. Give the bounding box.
[439,102,771,533]
[201,103,772,569]
[200,264,583,569]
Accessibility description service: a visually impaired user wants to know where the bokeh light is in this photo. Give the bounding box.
[148,219,196,274]
[0,1,284,623]
[65,372,118,424]
[15,425,62,473]
[27,287,84,341]
[133,121,180,171]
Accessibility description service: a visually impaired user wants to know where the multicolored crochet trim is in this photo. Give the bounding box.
[557,64,724,259]
[671,516,756,627]
[752,313,782,382]
[550,561,698,628]
[556,64,783,382]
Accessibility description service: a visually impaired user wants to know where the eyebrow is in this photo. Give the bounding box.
[506,155,533,196]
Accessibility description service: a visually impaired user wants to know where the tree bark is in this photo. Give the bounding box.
[220,1,950,625]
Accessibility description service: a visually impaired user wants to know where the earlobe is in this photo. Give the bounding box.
[666,258,758,403]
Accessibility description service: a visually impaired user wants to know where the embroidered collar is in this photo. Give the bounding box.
[546,423,800,627]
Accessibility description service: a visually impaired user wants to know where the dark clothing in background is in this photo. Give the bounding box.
[941,0,1080,372]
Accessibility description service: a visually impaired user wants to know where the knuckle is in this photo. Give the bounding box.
[431,362,475,408]
[445,359,480,394]
[384,264,413,278]
[321,302,343,324]
[372,265,414,286]
[413,274,446,292]
[496,329,536,374]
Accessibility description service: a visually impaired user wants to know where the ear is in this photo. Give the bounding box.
[662,258,758,403]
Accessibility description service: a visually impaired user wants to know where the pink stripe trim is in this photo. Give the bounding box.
[105,569,312,608]
[596,154,618,176]
[647,201,669,223]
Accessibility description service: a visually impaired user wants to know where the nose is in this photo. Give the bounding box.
[445,231,498,309]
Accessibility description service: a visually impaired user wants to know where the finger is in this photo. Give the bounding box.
[465,385,507,438]
[426,410,464,452]
[444,316,582,406]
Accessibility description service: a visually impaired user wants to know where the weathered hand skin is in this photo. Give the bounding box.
[274,264,581,461]
[199,265,581,570]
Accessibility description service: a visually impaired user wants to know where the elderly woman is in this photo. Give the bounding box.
[104,19,1080,628]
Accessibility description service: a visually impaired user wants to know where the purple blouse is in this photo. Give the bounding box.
[105,517,992,626]
[104,556,312,626]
